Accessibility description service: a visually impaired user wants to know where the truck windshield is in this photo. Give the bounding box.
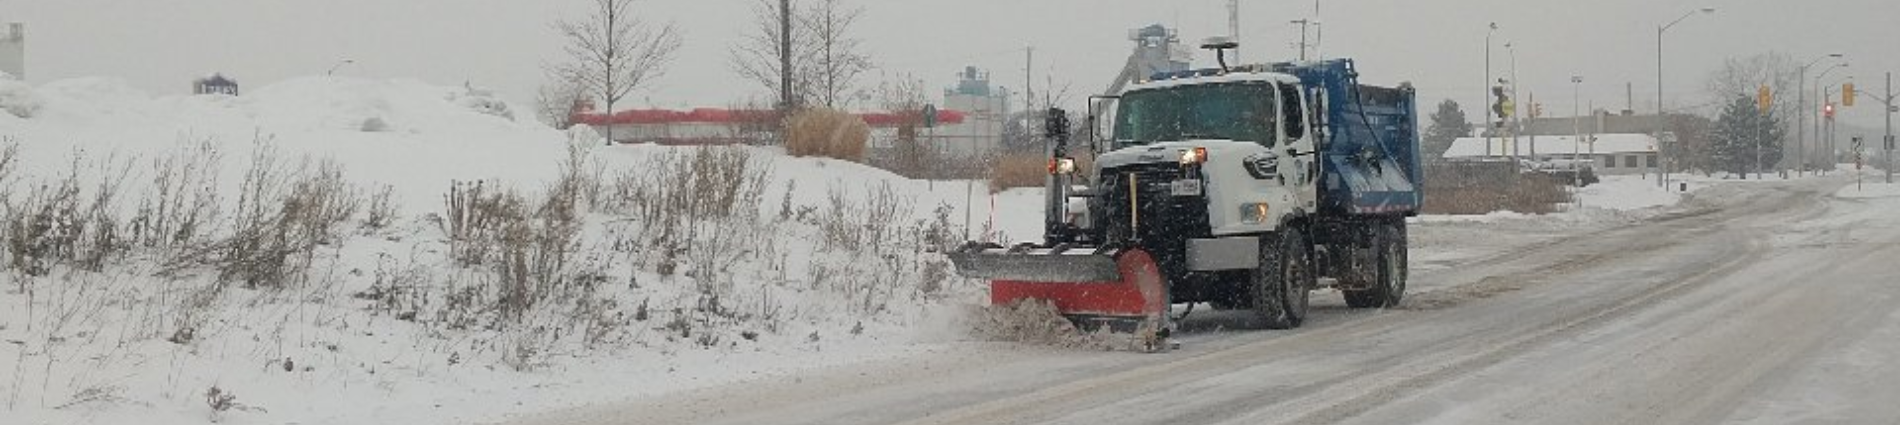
[1112,83,1278,147]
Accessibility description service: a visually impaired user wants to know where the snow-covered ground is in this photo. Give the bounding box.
[0,75,1033,425]
[0,74,1739,425]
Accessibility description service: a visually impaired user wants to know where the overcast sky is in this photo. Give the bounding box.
[4,0,1897,128]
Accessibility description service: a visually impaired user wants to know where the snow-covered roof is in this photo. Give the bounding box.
[1444,133,1658,158]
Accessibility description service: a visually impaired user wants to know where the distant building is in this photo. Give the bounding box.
[194,74,239,96]
[937,66,1011,158]
[573,108,965,145]
[1445,133,1659,175]
[0,23,24,80]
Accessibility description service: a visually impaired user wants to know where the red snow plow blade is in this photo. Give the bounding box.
[949,245,1170,344]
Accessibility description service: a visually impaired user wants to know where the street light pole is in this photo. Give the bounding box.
[1816,63,1848,172]
[1573,76,1584,196]
[1795,54,1845,177]
[1656,7,1716,189]
[1485,23,1497,157]
[1508,42,1520,160]
[326,59,355,76]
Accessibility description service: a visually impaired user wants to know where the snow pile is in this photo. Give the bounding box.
[0,76,999,425]
[1834,181,1900,199]
[1573,175,1687,212]
[965,300,1109,349]
[0,74,40,118]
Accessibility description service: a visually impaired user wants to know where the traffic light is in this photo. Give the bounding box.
[1825,103,1836,119]
[1757,85,1773,112]
[1491,86,1510,119]
[1843,83,1857,107]
[1531,103,1543,118]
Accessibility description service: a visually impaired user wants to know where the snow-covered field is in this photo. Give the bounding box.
[0,74,1740,425]
[0,75,1043,425]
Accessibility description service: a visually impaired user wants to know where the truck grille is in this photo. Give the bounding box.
[1097,163,1213,244]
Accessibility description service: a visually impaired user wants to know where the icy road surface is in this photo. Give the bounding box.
[506,178,1900,425]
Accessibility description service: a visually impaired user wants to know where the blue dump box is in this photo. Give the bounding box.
[1274,59,1424,216]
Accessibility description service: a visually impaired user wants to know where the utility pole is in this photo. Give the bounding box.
[1798,64,1810,176]
[1887,72,1894,184]
[1025,47,1035,114]
[1312,0,1324,59]
[1657,7,1717,189]
[1529,91,1537,159]
[1293,19,1311,61]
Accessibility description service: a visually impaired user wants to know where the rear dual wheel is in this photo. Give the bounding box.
[1344,219,1408,308]
[1254,228,1314,329]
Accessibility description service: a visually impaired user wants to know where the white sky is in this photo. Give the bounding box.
[4,0,1898,128]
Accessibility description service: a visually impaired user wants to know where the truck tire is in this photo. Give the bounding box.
[1344,220,1407,308]
[1254,228,1313,329]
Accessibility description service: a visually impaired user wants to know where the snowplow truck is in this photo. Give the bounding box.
[950,57,1422,349]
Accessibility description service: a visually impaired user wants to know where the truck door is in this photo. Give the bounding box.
[1279,82,1320,211]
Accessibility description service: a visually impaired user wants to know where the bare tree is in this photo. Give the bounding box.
[1705,52,1800,122]
[553,0,683,146]
[1704,52,1801,170]
[534,67,590,129]
[730,0,873,111]
[729,0,811,110]
[799,0,873,109]
[873,75,930,176]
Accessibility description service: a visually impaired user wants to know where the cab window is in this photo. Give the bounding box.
[1280,82,1306,141]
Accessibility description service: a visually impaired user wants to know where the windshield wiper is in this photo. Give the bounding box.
[1179,133,1232,141]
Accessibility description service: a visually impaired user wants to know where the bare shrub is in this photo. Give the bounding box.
[202,384,260,420]
[354,252,428,320]
[361,184,399,231]
[786,108,868,162]
[445,181,526,266]
[859,182,910,255]
[0,138,17,191]
[816,184,862,251]
[610,147,771,278]
[129,141,222,251]
[209,146,361,289]
[6,168,84,277]
[814,182,911,254]
[4,152,136,275]
[73,154,136,271]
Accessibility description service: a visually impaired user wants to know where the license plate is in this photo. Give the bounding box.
[1170,179,1203,196]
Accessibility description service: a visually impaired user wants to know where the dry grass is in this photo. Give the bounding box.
[786,108,868,162]
[1423,173,1571,215]
[989,153,1087,193]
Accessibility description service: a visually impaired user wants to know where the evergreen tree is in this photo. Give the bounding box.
[1424,99,1474,159]
[1711,95,1786,177]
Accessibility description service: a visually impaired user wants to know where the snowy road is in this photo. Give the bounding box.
[505,178,1900,425]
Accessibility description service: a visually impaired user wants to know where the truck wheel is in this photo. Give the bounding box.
[1254,228,1312,329]
[1344,220,1407,308]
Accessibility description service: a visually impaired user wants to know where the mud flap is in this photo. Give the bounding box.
[985,250,1172,352]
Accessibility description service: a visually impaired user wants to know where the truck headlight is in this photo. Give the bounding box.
[1180,147,1209,165]
[1047,158,1077,175]
[1241,202,1271,224]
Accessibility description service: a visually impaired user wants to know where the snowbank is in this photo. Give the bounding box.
[0,76,997,425]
